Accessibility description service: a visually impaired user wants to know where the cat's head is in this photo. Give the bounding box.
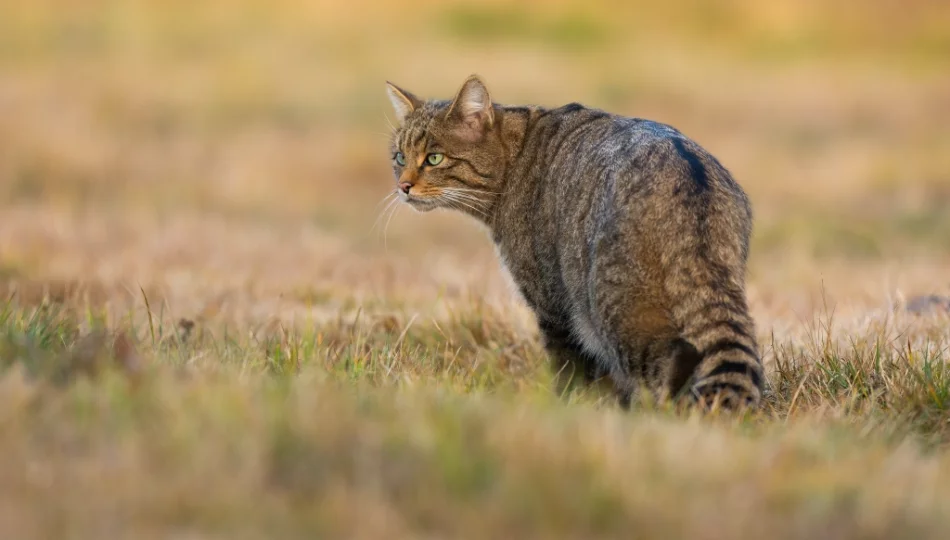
[385,75,506,215]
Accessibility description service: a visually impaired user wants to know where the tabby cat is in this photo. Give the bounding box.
[385,75,763,409]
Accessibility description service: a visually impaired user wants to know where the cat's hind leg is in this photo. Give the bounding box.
[538,321,606,398]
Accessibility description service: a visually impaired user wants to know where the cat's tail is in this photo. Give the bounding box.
[668,276,764,408]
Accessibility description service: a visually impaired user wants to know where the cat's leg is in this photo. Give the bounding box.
[611,335,683,408]
[585,283,679,408]
[538,321,604,397]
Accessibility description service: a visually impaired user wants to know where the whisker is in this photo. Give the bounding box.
[450,198,490,213]
[442,194,495,213]
[441,190,492,209]
[440,193,488,218]
[374,190,398,211]
[443,187,487,196]
[375,197,401,248]
[441,197,471,217]
[383,112,397,133]
[372,192,399,234]
[377,198,395,246]
[442,187,487,198]
[383,200,402,252]
[453,200,488,219]
[442,190,489,207]
[443,187,501,196]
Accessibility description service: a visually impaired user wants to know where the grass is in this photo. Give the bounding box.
[1,299,950,538]
[1,0,950,538]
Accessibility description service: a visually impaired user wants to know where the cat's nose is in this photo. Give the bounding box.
[398,182,412,195]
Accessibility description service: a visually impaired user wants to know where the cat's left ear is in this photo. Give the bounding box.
[386,81,423,124]
[447,75,494,141]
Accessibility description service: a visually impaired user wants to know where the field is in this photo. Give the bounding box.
[1,0,950,538]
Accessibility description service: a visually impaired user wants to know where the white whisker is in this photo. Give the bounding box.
[383,112,397,133]
[383,199,402,252]
[440,192,488,218]
[375,197,401,251]
[443,191,488,209]
[443,187,501,196]
[372,192,399,235]
[441,189,492,210]
[374,190,398,211]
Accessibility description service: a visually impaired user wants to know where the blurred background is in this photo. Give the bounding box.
[3,4,950,536]
[0,0,948,330]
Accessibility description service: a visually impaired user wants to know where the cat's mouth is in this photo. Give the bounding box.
[400,191,439,212]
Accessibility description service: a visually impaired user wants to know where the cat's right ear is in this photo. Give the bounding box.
[446,75,493,142]
[386,82,423,124]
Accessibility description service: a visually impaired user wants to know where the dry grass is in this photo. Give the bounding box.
[1,1,949,538]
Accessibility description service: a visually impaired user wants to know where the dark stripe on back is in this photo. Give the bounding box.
[511,109,541,163]
[505,106,533,116]
[543,102,586,116]
[671,138,710,190]
[540,115,567,165]
[518,119,557,185]
[551,114,610,162]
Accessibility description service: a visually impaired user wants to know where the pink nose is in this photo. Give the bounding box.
[398,182,412,194]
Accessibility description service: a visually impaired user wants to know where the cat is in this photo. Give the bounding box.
[385,74,763,409]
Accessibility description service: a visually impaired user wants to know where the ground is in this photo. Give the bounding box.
[1,1,949,538]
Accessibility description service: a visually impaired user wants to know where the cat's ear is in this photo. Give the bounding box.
[447,75,494,141]
[386,81,423,124]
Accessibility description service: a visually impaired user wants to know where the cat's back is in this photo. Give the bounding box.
[528,102,686,153]
[510,102,753,292]
[533,104,749,210]
[504,102,749,249]
[525,104,716,188]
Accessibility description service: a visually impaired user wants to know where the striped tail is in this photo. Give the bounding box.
[670,281,764,408]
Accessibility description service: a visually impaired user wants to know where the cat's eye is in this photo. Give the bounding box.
[426,153,445,166]
[394,152,406,166]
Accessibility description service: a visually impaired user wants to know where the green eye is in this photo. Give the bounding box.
[394,152,406,166]
[426,153,444,166]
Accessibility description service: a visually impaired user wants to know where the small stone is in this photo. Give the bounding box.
[177,318,196,342]
[905,295,950,315]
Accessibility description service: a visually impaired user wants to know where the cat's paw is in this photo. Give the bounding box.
[690,378,760,411]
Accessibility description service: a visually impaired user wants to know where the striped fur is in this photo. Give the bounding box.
[386,75,764,409]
